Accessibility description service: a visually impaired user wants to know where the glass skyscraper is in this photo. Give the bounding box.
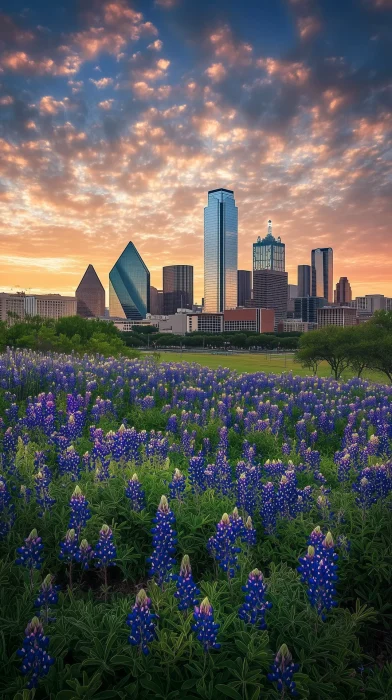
[204,188,238,313]
[237,270,252,307]
[297,264,311,298]
[76,264,105,318]
[311,248,333,302]
[163,265,193,314]
[109,241,150,320]
[253,220,285,272]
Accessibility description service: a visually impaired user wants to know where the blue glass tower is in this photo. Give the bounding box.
[204,188,238,313]
[109,242,150,320]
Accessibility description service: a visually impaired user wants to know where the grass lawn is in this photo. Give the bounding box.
[148,350,388,382]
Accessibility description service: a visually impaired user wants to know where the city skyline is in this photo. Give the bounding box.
[0,0,391,301]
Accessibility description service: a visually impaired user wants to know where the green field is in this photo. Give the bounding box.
[149,350,388,382]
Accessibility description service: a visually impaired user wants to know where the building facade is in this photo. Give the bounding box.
[277,319,317,333]
[311,248,333,302]
[187,313,224,333]
[76,264,105,318]
[251,269,288,324]
[294,296,326,324]
[237,270,252,307]
[317,306,357,328]
[334,277,352,305]
[109,241,150,320]
[150,286,164,315]
[297,264,311,298]
[0,292,76,322]
[163,265,193,315]
[253,220,285,272]
[223,308,274,333]
[204,188,238,313]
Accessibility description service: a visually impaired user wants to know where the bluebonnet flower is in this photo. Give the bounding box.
[268,643,299,696]
[17,617,54,689]
[94,524,117,568]
[16,529,44,578]
[0,476,15,539]
[75,538,94,570]
[174,555,200,611]
[34,574,59,623]
[188,454,206,493]
[239,569,271,629]
[207,513,241,579]
[148,495,177,586]
[236,471,256,516]
[169,468,186,501]
[127,589,157,655]
[125,473,146,512]
[298,531,338,620]
[59,528,78,589]
[229,507,245,539]
[68,485,91,535]
[34,468,55,516]
[260,481,277,534]
[243,516,257,546]
[192,597,220,652]
[58,445,81,481]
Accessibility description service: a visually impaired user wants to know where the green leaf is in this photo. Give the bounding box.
[181,679,198,689]
[215,685,242,700]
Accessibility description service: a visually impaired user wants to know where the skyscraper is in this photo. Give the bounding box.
[109,241,150,320]
[204,188,238,313]
[150,286,163,315]
[297,264,311,297]
[253,220,285,272]
[334,277,352,305]
[251,269,288,324]
[76,264,105,318]
[294,296,326,323]
[311,248,333,302]
[163,265,193,314]
[237,270,252,306]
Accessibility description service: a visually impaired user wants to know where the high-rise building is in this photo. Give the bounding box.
[287,284,298,318]
[318,306,357,328]
[163,265,193,315]
[109,241,150,320]
[149,286,161,316]
[251,269,288,324]
[204,188,238,313]
[76,265,105,318]
[311,248,333,302]
[297,265,311,297]
[237,270,252,307]
[334,277,352,305]
[253,220,285,272]
[294,296,326,324]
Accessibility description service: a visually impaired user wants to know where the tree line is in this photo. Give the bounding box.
[296,310,392,381]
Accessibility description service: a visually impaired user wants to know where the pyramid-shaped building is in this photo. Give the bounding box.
[76,264,105,318]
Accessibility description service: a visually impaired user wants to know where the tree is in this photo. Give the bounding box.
[296,326,352,379]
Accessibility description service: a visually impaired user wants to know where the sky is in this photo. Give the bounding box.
[0,0,391,304]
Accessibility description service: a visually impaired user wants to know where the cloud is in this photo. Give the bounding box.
[205,62,226,82]
[98,99,114,110]
[89,77,114,88]
[39,96,65,115]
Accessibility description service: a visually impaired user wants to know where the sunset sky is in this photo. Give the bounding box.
[0,0,391,304]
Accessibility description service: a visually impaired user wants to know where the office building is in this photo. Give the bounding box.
[224,308,274,333]
[294,296,326,324]
[277,319,317,333]
[237,270,252,307]
[204,188,238,313]
[251,269,288,324]
[334,277,352,305]
[350,295,386,313]
[297,265,311,298]
[109,241,150,320]
[311,248,333,302]
[253,220,285,272]
[287,284,298,317]
[318,306,357,328]
[163,265,193,315]
[76,265,105,318]
[187,313,224,333]
[0,292,76,323]
[150,286,164,316]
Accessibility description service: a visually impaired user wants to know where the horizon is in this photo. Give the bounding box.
[0,0,391,304]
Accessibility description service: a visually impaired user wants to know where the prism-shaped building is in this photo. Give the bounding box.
[76,264,105,318]
[109,242,150,320]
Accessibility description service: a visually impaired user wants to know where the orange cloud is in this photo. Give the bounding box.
[89,77,114,88]
[297,16,321,40]
[39,96,65,114]
[98,99,115,110]
[205,62,227,82]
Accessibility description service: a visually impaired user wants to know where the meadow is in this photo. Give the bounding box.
[0,349,391,699]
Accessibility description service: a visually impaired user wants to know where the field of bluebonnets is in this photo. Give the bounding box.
[1,349,392,699]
